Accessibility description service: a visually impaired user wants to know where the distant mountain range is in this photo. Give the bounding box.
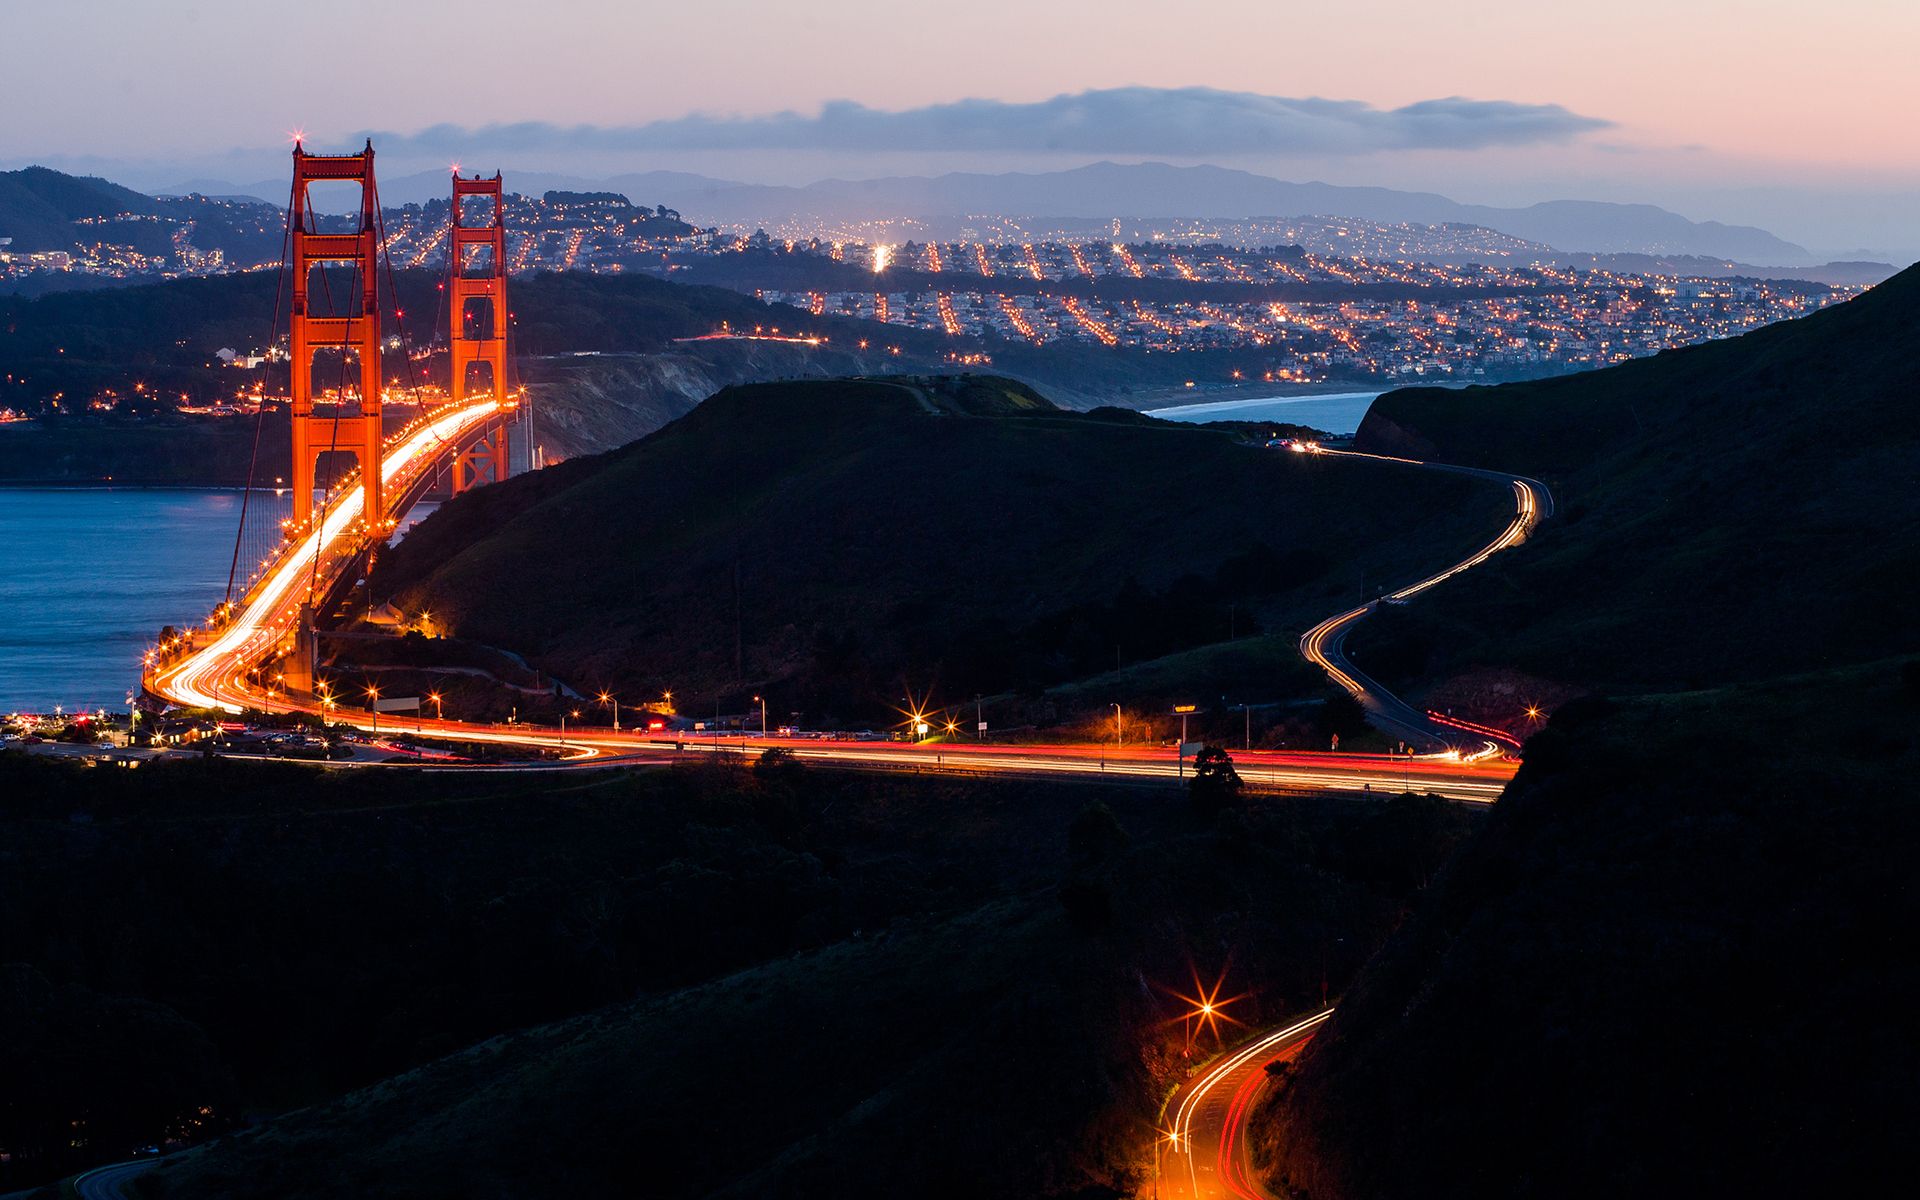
[159,161,1821,265]
[4,163,1883,283]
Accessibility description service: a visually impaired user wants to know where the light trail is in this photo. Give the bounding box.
[1298,446,1551,750]
[1166,1010,1333,1199]
[151,421,1527,803]
[155,398,504,712]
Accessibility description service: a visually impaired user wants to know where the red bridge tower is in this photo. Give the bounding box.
[448,172,511,492]
[288,141,385,532]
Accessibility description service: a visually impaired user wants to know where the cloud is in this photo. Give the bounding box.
[357,87,1611,158]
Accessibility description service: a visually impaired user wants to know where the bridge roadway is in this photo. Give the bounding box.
[152,396,505,712]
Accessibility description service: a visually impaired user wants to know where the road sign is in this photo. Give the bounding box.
[977,721,988,732]
[1172,704,1198,714]
[373,696,420,712]
[1179,741,1204,756]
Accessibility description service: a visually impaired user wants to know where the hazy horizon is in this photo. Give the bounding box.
[3,0,1915,256]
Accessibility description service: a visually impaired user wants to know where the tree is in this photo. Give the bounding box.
[1189,745,1243,814]
[753,745,804,784]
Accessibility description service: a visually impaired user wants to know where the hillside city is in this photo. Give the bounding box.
[1,183,1861,395]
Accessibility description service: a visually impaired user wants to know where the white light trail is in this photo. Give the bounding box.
[160,399,503,710]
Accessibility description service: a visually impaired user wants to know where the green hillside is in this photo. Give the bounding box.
[1349,264,1920,693]
[371,376,1510,723]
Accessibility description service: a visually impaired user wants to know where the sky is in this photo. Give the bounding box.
[5,0,1916,254]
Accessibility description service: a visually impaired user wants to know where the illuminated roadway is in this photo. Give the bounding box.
[1298,446,1553,753]
[151,434,1538,804]
[70,1159,158,1199]
[153,397,504,712]
[1159,1010,1332,1199]
[137,427,1549,1195]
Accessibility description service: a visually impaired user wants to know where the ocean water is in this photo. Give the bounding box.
[0,489,244,712]
[1144,390,1382,434]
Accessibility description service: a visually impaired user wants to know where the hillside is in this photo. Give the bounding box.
[0,748,1474,1195]
[370,376,1511,722]
[1347,263,1920,697]
[0,166,160,251]
[1250,664,1920,1197]
[0,269,963,482]
[1242,258,1920,1196]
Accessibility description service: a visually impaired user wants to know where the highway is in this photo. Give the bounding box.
[151,433,1539,802]
[1298,446,1552,752]
[70,1159,158,1199]
[1158,1010,1332,1199]
[153,396,505,713]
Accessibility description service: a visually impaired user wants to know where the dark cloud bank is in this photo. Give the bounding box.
[359,86,1611,157]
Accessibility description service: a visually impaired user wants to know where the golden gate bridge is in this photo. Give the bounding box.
[147,142,522,711]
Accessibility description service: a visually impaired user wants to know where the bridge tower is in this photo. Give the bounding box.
[288,141,386,534]
[448,172,511,493]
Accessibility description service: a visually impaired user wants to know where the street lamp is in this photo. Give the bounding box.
[598,690,619,731]
[753,694,767,737]
[366,685,380,736]
[428,691,444,721]
[1111,703,1123,749]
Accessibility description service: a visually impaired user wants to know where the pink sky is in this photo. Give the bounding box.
[5,0,1915,251]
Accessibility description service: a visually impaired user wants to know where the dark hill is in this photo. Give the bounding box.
[1350,264,1920,691]
[0,165,160,250]
[372,376,1509,720]
[1251,666,1920,1198]
[1245,259,1920,1196]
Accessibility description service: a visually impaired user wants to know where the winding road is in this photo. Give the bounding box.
[149,439,1547,801]
[126,436,1555,1198]
[1159,1010,1333,1199]
[1299,447,1552,752]
[71,1159,157,1199]
[1154,445,1551,1198]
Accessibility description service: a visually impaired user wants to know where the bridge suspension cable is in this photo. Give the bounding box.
[222,178,297,610]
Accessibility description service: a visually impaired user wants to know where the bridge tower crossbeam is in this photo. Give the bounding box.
[449,172,512,493]
[288,141,385,534]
